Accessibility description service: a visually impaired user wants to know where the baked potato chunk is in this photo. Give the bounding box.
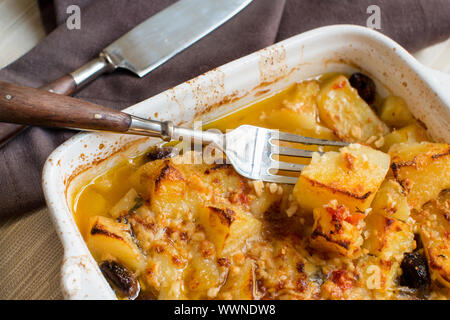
[317,75,389,143]
[197,162,250,209]
[357,255,401,294]
[363,213,415,261]
[266,81,336,139]
[370,179,410,221]
[133,154,252,222]
[381,122,428,152]
[87,216,145,272]
[135,158,192,221]
[110,188,140,218]
[294,144,390,214]
[218,259,255,300]
[414,192,450,288]
[144,241,187,300]
[379,96,414,128]
[75,190,108,236]
[184,249,223,299]
[389,142,450,209]
[198,205,261,256]
[310,203,365,257]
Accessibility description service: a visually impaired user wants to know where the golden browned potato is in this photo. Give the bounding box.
[363,213,414,261]
[184,248,223,299]
[381,122,428,152]
[198,204,261,256]
[110,188,140,218]
[317,75,389,143]
[413,191,450,288]
[379,96,414,128]
[389,142,450,209]
[133,154,253,223]
[144,241,187,300]
[266,81,336,139]
[357,255,401,294]
[370,179,410,222]
[196,162,250,210]
[310,203,365,257]
[86,216,145,272]
[294,144,390,214]
[133,158,192,221]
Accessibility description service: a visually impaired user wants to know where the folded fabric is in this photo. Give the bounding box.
[0,0,449,218]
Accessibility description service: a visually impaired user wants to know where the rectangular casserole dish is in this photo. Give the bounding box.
[42,25,450,299]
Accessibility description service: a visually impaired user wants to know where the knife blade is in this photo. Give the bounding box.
[104,0,253,77]
[0,0,253,148]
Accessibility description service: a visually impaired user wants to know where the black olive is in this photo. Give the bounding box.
[146,147,175,161]
[349,72,376,105]
[400,252,430,289]
[100,260,140,299]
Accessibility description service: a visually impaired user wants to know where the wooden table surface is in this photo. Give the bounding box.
[0,0,449,300]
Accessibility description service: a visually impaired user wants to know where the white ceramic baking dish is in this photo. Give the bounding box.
[42,25,450,299]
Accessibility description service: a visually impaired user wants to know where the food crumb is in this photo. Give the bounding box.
[252,180,265,197]
[207,287,220,298]
[269,183,278,194]
[276,185,283,195]
[286,203,298,217]
[351,125,362,140]
[374,136,385,148]
[366,135,377,145]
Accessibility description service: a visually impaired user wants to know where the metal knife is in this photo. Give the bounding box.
[0,0,253,148]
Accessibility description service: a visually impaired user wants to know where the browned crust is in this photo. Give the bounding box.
[90,222,123,240]
[171,255,185,267]
[130,215,155,231]
[217,257,231,267]
[154,161,185,191]
[390,158,417,180]
[391,148,450,193]
[310,228,350,250]
[247,266,254,299]
[391,147,450,176]
[204,163,232,175]
[208,206,236,226]
[303,176,371,200]
[385,217,395,227]
[343,153,355,170]
[427,247,450,283]
[431,147,450,159]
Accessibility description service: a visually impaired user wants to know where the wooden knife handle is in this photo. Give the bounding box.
[40,74,77,95]
[0,81,131,133]
[0,123,27,148]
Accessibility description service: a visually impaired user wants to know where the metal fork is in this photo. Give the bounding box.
[103,117,349,184]
[121,120,350,184]
[0,81,348,184]
[218,125,348,184]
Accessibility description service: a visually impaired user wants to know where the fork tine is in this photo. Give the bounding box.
[273,131,348,147]
[272,161,305,172]
[273,146,321,158]
[260,175,298,184]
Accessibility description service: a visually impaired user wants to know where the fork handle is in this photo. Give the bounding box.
[0,56,117,147]
[0,81,219,144]
[0,81,133,132]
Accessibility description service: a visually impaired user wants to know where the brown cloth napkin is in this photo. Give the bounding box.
[0,0,449,219]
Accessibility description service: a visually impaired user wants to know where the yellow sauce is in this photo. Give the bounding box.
[74,81,328,237]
